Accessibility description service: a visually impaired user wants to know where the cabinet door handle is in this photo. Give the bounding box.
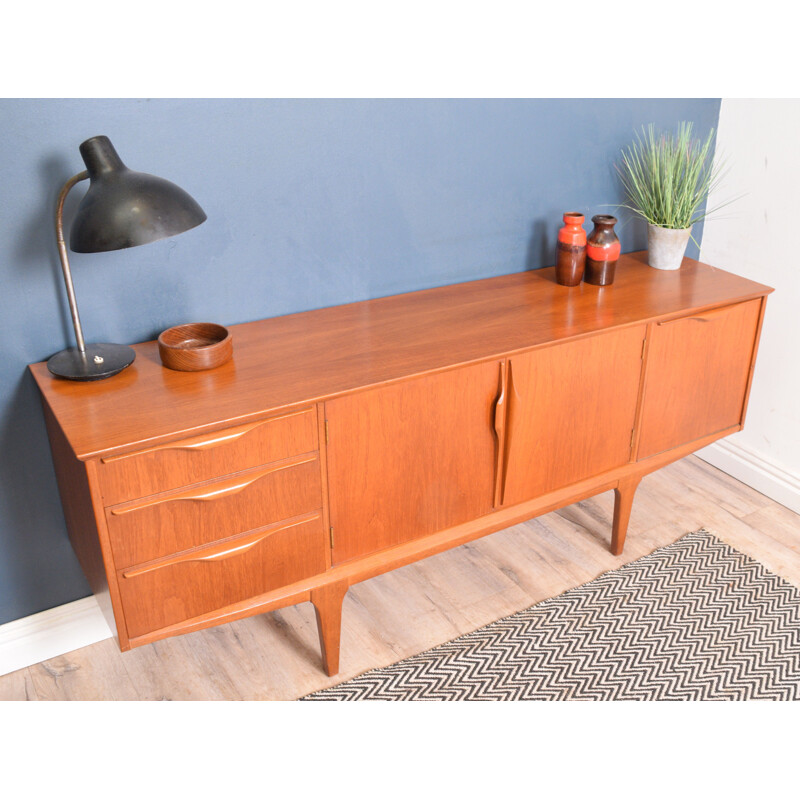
[657,304,739,327]
[499,359,518,507]
[110,454,317,516]
[121,513,321,579]
[101,408,313,464]
[492,360,509,508]
[658,315,712,325]
[493,363,507,440]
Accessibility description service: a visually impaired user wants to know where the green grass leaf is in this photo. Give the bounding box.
[616,122,728,230]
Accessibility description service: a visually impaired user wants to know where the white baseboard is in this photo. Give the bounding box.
[0,595,113,678]
[695,438,800,516]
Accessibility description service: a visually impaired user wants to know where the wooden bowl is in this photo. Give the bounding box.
[158,323,233,372]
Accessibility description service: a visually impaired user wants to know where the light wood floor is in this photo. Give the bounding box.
[2,454,799,701]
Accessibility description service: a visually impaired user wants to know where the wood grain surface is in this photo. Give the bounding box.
[30,252,772,462]
[105,454,322,568]
[637,299,762,458]
[501,325,646,506]
[96,407,317,505]
[325,361,500,564]
[118,514,326,639]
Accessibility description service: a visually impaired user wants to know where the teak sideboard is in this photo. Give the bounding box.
[30,252,773,676]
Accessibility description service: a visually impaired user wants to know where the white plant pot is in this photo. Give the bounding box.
[647,224,692,270]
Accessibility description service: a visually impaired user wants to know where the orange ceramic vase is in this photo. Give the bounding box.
[555,212,586,286]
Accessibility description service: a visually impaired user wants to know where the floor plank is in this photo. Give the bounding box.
[3,455,798,700]
[0,667,37,701]
[28,638,139,701]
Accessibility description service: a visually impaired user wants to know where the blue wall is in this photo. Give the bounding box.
[0,99,720,625]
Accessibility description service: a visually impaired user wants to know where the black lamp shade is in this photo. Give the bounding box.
[70,136,207,253]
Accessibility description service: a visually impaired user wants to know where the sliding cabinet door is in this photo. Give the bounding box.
[501,326,646,507]
[326,362,502,564]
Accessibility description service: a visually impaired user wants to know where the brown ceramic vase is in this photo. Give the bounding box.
[585,215,621,286]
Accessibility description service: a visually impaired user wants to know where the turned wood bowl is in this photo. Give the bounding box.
[158,322,233,371]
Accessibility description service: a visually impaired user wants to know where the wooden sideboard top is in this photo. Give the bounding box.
[30,251,773,462]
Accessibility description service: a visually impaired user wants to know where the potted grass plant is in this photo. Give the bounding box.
[617,122,728,270]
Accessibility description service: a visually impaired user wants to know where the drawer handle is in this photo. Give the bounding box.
[122,513,321,579]
[110,454,317,516]
[101,408,314,464]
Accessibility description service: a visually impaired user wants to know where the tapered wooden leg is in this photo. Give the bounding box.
[611,475,642,555]
[310,581,349,676]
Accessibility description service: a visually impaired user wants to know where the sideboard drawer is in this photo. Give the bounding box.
[117,514,326,639]
[97,407,319,506]
[106,454,322,568]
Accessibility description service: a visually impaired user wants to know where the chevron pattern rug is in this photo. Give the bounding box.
[302,530,800,700]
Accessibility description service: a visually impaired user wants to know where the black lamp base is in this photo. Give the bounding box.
[47,343,136,381]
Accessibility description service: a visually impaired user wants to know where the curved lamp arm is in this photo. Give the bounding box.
[55,170,89,354]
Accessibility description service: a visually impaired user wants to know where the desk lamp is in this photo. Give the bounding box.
[48,135,206,380]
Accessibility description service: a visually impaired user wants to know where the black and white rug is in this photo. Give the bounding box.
[302,530,800,700]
